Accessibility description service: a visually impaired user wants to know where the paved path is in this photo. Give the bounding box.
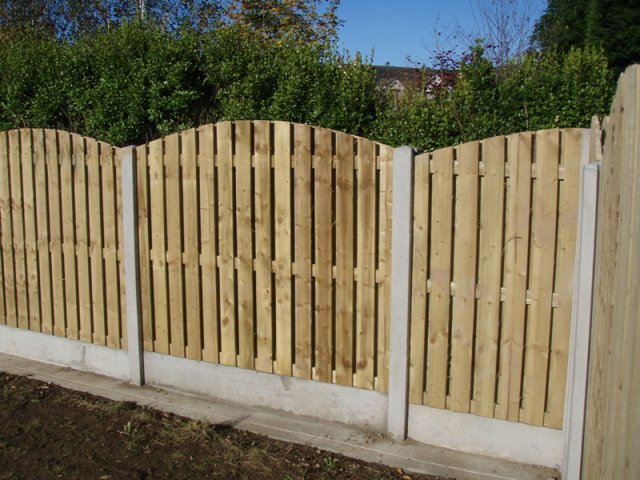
[0,353,558,480]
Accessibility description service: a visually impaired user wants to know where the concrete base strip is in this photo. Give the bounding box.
[143,350,388,433]
[408,404,563,469]
[0,352,558,480]
[0,325,129,380]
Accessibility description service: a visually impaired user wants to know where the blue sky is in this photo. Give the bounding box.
[337,0,548,67]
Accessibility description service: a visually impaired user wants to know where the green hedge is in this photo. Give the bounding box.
[0,22,614,149]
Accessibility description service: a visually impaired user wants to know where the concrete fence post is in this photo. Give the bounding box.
[387,146,415,440]
[561,130,600,479]
[121,146,144,386]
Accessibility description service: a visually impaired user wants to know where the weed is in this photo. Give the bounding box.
[323,456,337,471]
[119,420,144,452]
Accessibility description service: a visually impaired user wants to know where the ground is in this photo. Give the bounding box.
[0,372,451,480]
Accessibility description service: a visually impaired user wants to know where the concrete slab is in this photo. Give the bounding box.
[0,353,559,480]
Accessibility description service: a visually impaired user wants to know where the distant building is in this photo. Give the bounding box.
[374,65,457,99]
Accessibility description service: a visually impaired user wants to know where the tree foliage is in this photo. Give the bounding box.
[372,45,613,150]
[0,0,616,150]
[533,0,640,71]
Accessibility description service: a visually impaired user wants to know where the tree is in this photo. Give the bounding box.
[225,0,341,45]
[0,0,225,39]
[533,0,640,71]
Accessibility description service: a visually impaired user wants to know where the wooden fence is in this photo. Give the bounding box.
[582,65,640,478]
[407,129,583,429]
[0,129,127,348]
[0,122,585,429]
[135,121,394,391]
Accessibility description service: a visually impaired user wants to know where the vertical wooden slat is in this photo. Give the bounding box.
[274,121,293,376]
[115,150,127,348]
[46,130,65,337]
[136,144,153,352]
[425,147,453,408]
[72,134,92,342]
[473,136,506,417]
[521,129,560,425]
[314,127,333,383]
[10,130,28,331]
[235,121,255,369]
[33,129,53,335]
[87,139,105,345]
[449,141,479,413]
[354,138,377,390]
[0,131,17,328]
[293,124,313,379]
[376,144,393,393]
[182,128,202,361]
[495,132,532,421]
[582,68,640,478]
[254,121,273,372]
[335,131,354,386]
[165,133,184,357]
[217,122,236,366]
[545,128,582,427]
[409,153,430,404]
[59,132,78,339]
[148,139,169,354]
[21,129,41,332]
[0,133,4,325]
[198,124,219,363]
[101,145,119,348]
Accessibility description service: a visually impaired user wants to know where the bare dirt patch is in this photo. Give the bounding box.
[0,372,451,480]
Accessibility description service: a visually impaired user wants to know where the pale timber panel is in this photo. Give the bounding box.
[425,147,453,408]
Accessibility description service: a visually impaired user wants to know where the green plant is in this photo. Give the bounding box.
[323,456,337,471]
[119,419,144,452]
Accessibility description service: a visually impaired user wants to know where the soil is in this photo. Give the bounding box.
[0,372,451,480]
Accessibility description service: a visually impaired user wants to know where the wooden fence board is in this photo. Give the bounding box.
[0,134,4,325]
[101,145,119,348]
[45,131,65,337]
[583,85,624,480]
[87,139,106,344]
[449,141,479,413]
[59,132,79,339]
[409,153,430,404]
[545,128,581,428]
[521,129,560,425]
[182,128,202,361]
[495,132,532,421]
[0,131,16,328]
[426,147,453,408]
[355,138,377,390]
[10,129,28,332]
[314,127,333,383]
[198,124,219,363]
[115,150,127,348]
[582,67,640,478]
[165,133,185,357]
[136,144,153,352]
[72,134,92,342]
[217,122,236,366]
[472,136,505,417]
[20,130,41,333]
[148,139,169,354]
[33,129,53,335]
[293,124,313,380]
[274,121,293,376]
[11,130,28,331]
[235,121,255,369]
[335,131,354,386]
[253,121,273,372]
[376,145,393,393]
